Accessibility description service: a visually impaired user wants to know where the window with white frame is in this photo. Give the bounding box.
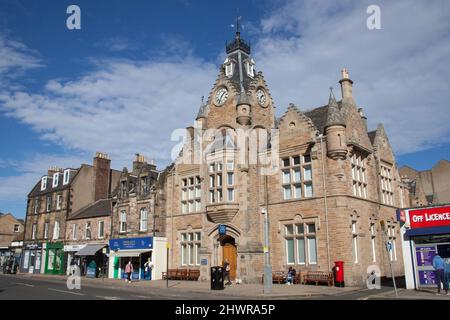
[13,224,20,233]
[85,222,91,240]
[140,208,148,231]
[209,160,235,204]
[370,222,376,263]
[224,58,235,77]
[52,173,59,188]
[46,195,52,212]
[245,59,255,77]
[56,194,62,210]
[388,224,397,261]
[53,221,60,240]
[98,221,105,239]
[180,231,201,266]
[63,169,70,185]
[284,222,317,265]
[72,224,77,240]
[31,223,37,240]
[44,222,49,239]
[41,176,47,190]
[381,165,394,206]
[352,219,358,263]
[281,154,313,200]
[181,176,201,213]
[120,210,127,233]
[34,198,39,214]
[351,153,367,199]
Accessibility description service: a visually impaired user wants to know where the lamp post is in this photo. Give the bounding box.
[262,206,272,294]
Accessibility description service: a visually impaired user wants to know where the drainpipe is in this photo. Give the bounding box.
[319,134,331,271]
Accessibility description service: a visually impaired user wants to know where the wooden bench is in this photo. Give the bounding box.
[303,271,334,286]
[162,268,200,281]
[186,269,200,281]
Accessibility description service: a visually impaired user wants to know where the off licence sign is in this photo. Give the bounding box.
[409,205,450,229]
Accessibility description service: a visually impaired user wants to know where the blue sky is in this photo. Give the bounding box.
[0,0,449,218]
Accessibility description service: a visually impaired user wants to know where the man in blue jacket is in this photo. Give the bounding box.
[432,254,448,295]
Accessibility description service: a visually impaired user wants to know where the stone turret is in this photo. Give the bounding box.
[325,91,347,160]
[236,89,251,126]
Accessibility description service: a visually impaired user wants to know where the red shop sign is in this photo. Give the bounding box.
[409,205,450,229]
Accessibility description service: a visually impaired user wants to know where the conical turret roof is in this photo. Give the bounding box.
[325,91,345,128]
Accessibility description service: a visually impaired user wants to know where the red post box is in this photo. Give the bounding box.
[334,261,345,287]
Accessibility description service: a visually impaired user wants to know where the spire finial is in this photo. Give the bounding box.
[329,86,335,100]
[201,95,204,105]
[235,11,241,38]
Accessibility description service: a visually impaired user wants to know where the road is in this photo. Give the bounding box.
[0,274,239,300]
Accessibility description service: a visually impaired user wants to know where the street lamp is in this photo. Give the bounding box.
[261,207,272,294]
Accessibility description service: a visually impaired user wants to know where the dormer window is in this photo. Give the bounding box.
[41,177,48,191]
[224,58,235,77]
[52,173,59,188]
[63,169,70,185]
[245,59,255,78]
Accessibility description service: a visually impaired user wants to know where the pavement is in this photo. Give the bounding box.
[1,273,450,300]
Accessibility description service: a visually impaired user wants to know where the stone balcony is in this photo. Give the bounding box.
[206,203,239,224]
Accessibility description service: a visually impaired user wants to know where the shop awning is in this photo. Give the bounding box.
[75,244,107,256]
[405,226,450,237]
[110,249,152,257]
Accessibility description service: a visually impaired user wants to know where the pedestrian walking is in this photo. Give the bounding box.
[432,253,447,295]
[444,258,450,295]
[223,259,232,285]
[286,267,296,285]
[125,260,133,283]
[144,258,153,280]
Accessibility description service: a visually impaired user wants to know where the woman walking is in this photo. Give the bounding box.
[125,260,134,284]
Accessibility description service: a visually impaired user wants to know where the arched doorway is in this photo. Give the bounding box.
[220,235,237,280]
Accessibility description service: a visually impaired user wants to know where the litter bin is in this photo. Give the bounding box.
[210,266,224,290]
[334,261,345,287]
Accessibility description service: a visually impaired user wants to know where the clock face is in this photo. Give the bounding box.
[256,89,267,107]
[215,88,228,106]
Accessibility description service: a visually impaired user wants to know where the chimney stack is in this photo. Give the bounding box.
[47,166,61,177]
[133,153,147,172]
[339,68,355,106]
[93,152,111,201]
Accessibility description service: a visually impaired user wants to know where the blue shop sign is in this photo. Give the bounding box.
[109,237,153,250]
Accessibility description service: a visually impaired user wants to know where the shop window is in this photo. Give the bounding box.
[281,154,313,200]
[284,222,317,266]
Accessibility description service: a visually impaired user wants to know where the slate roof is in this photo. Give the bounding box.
[28,168,78,197]
[304,105,329,133]
[67,199,112,220]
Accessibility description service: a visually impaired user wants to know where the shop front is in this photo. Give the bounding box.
[44,242,65,275]
[400,204,450,289]
[74,243,109,278]
[20,243,43,274]
[64,244,86,275]
[108,236,167,281]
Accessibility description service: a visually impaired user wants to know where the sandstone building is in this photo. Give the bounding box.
[22,152,121,274]
[400,159,450,207]
[164,30,410,286]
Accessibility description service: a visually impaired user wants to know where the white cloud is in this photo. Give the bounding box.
[0,33,42,81]
[0,56,217,166]
[254,0,450,155]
